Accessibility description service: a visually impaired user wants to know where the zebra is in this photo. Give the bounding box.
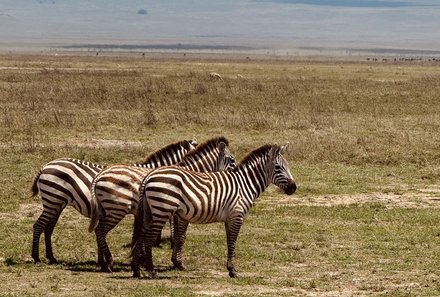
[88,136,236,272]
[30,139,197,264]
[131,143,296,278]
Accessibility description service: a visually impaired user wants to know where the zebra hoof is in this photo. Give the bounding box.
[101,265,113,273]
[33,257,41,264]
[228,270,238,278]
[132,271,141,278]
[148,271,158,279]
[173,262,187,271]
[47,258,58,265]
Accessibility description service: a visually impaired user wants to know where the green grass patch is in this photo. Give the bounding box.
[1,54,440,296]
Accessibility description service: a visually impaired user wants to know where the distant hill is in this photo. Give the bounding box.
[1,0,440,55]
[254,0,435,8]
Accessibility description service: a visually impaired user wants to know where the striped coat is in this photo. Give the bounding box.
[89,136,235,272]
[131,144,296,278]
[31,139,196,264]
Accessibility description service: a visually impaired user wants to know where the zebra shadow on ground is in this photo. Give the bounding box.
[62,239,174,273]
[2,258,111,273]
[65,260,179,274]
[64,260,132,273]
[110,265,177,280]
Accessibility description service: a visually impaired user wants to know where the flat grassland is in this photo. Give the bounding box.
[1,53,440,296]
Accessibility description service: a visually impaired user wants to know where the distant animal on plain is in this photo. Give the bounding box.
[209,72,223,80]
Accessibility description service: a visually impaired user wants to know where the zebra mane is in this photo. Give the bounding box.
[62,158,107,169]
[235,144,275,170]
[178,136,229,164]
[139,139,192,165]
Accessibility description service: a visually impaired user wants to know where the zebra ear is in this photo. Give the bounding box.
[269,146,278,160]
[280,143,289,155]
[218,141,226,152]
[183,140,192,150]
[184,138,198,150]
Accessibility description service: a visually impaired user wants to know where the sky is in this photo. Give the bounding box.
[1,0,440,53]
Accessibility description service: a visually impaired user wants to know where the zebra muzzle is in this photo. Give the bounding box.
[284,182,297,195]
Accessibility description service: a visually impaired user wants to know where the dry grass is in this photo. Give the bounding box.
[1,53,440,296]
[1,55,440,165]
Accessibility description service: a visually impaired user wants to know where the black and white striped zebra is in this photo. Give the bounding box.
[131,144,296,278]
[30,139,197,264]
[88,136,236,272]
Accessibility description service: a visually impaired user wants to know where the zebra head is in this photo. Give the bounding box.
[269,144,296,195]
[217,141,237,171]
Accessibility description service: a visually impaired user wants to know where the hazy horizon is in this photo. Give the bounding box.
[1,0,440,54]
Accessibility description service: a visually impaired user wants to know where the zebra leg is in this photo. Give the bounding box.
[169,216,175,249]
[225,217,244,278]
[96,235,105,271]
[171,217,189,271]
[44,213,61,264]
[144,221,166,277]
[131,228,145,278]
[32,206,63,264]
[32,216,46,263]
[153,216,174,248]
[95,212,128,272]
[131,224,163,278]
[94,225,113,272]
[144,240,155,277]
[153,231,163,247]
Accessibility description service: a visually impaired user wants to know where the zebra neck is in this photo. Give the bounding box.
[179,150,218,172]
[235,160,271,205]
[137,149,186,168]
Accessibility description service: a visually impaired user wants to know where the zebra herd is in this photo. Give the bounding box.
[31,136,296,278]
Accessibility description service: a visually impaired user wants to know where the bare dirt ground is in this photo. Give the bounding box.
[2,190,440,297]
[265,187,440,209]
[318,191,440,208]
[3,187,440,222]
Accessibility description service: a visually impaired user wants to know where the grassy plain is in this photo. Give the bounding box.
[1,53,440,296]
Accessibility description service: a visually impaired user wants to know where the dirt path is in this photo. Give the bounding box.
[264,188,440,209]
[3,188,440,221]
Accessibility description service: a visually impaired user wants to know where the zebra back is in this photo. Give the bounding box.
[31,157,106,197]
[88,138,197,232]
[32,158,107,217]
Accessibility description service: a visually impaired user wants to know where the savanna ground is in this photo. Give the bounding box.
[1,53,440,296]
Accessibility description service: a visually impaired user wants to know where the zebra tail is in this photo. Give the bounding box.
[31,169,42,197]
[130,176,151,256]
[88,176,105,233]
